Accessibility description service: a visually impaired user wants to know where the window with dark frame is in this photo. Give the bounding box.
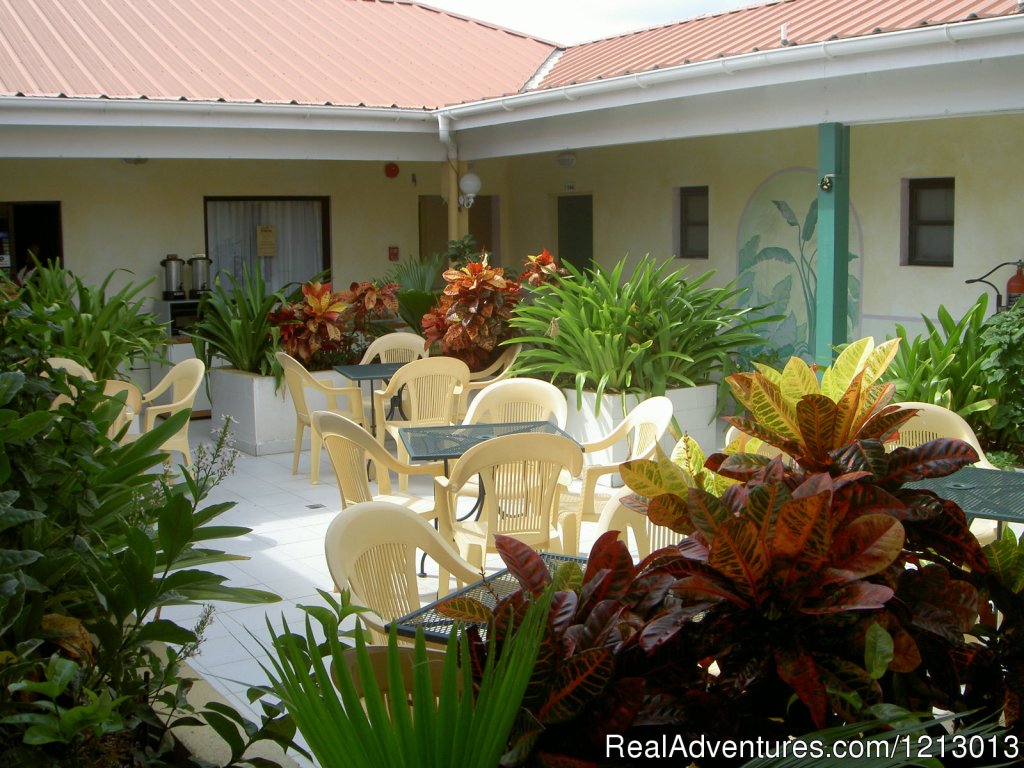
[675,186,709,259]
[904,178,955,267]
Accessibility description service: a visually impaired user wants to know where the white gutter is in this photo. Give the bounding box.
[0,96,437,133]
[434,14,1024,125]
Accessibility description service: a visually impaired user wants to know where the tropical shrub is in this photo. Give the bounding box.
[18,260,168,379]
[977,298,1024,454]
[190,261,282,376]
[268,280,351,368]
[422,253,521,370]
[882,294,996,420]
[509,256,769,413]
[0,295,294,765]
[432,338,1017,765]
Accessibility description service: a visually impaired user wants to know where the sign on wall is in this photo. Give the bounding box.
[256,224,277,258]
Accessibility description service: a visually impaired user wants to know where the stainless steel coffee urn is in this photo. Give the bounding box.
[160,254,186,299]
[188,253,212,298]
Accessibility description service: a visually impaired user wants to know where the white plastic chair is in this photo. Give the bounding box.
[313,410,443,520]
[434,432,583,569]
[594,487,681,559]
[462,376,567,427]
[324,500,480,643]
[137,358,205,466]
[360,332,429,364]
[558,396,673,556]
[276,351,364,484]
[890,401,998,545]
[373,357,470,490]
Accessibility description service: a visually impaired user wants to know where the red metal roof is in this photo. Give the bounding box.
[538,0,1020,90]
[0,0,555,109]
[0,0,1019,110]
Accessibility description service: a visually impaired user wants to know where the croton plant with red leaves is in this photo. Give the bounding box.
[268,281,350,367]
[434,338,1016,766]
[341,279,399,331]
[421,253,521,370]
[519,247,567,289]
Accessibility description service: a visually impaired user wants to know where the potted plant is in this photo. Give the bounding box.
[188,262,296,455]
[508,254,769,454]
[421,253,521,371]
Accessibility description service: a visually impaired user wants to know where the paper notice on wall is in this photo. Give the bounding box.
[256,225,277,257]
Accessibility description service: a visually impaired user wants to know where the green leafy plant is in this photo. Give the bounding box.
[883,293,996,420]
[262,584,550,768]
[384,254,447,331]
[18,260,168,379]
[0,295,295,765]
[190,261,283,376]
[978,298,1024,454]
[509,255,771,413]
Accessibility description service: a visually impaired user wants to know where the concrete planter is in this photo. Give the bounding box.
[561,383,718,469]
[208,367,351,456]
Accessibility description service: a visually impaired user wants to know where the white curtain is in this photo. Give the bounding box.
[205,199,324,295]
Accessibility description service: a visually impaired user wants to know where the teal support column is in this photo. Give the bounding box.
[815,122,850,367]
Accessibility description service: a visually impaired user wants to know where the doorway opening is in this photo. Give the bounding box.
[557,194,593,270]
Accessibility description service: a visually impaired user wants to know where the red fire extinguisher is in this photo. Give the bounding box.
[1008,261,1024,309]
[966,259,1024,311]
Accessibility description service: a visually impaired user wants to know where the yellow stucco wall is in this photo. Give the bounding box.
[0,157,443,295]
[486,114,1024,340]
[2,113,1021,347]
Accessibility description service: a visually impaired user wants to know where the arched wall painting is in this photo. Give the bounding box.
[737,167,863,361]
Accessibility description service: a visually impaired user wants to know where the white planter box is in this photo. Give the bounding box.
[208,367,352,456]
[562,383,718,474]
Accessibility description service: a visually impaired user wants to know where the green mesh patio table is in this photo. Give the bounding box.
[905,465,1024,537]
[388,551,585,645]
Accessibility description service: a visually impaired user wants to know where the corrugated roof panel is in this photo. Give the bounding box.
[538,0,1019,90]
[0,0,556,108]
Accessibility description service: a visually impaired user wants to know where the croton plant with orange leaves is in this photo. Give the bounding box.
[268,281,351,367]
[431,338,1018,765]
[422,253,521,370]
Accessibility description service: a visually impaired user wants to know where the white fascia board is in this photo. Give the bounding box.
[438,15,1024,136]
[0,124,448,161]
[0,97,436,133]
[0,98,446,160]
[455,56,1024,158]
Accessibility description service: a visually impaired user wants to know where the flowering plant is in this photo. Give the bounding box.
[422,253,521,370]
[268,281,351,367]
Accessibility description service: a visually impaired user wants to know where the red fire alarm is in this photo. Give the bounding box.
[384,162,400,178]
[388,246,400,261]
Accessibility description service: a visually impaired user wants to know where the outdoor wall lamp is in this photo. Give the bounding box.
[966,259,1024,312]
[819,173,836,192]
[458,172,481,209]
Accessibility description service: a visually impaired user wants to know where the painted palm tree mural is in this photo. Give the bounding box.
[737,168,862,360]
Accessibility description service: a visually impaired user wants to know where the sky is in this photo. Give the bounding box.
[424,0,757,45]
